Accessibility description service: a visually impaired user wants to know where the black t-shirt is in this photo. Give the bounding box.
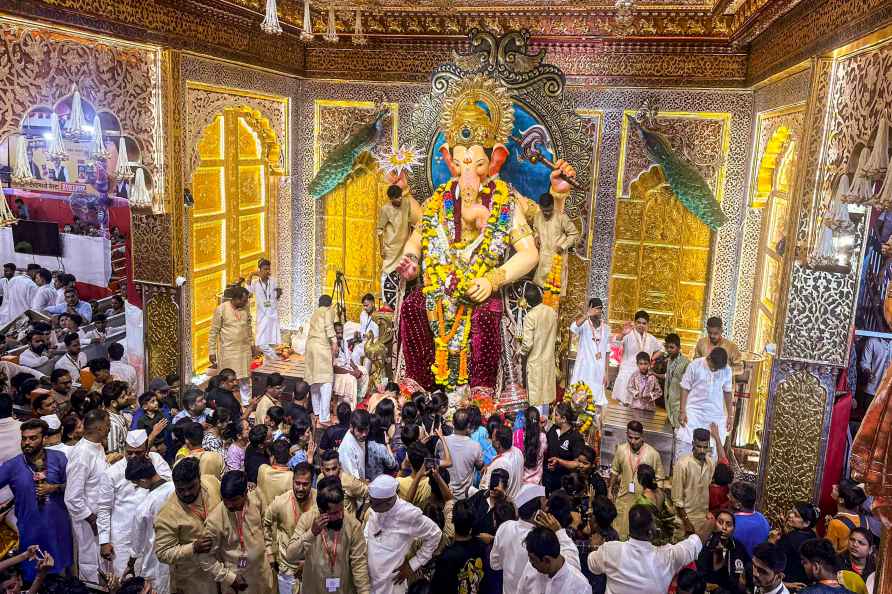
[244,445,268,484]
[431,537,487,594]
[206,387,241,424]
[319,423,349,451]
[544,425,584,492]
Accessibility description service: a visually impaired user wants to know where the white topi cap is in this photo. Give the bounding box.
[125,429,148,448]
[368,475,399,499]
[40,414,61,432]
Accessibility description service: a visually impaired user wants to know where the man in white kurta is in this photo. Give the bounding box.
[125,457,176,594]
[208,287,256,405]
[613,311,662,405]
[96,430,172,577]
[30,269,57,313]
[364,475,442,594]
[246,259,281,359]
[516,527,591,594]
[676,347,733,460]
[305,295,337,425]
[521,286,558,410]
[0,271,36,325]
[339,412,369,481]
[570,297,611,408]
[64,409,111,586]
[479,427,525,500]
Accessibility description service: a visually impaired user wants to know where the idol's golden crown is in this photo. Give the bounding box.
[440,75,515,149]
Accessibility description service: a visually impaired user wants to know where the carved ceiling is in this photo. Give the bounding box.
[1,0,877,85]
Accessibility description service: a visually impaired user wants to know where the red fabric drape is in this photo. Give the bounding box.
[817,370,851,535]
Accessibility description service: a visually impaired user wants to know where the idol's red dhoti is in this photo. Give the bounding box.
[399,287,502,391]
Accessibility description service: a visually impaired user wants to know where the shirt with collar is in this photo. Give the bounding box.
[517,557,592,594]
[64,438,110,521]
[18,349,49,369]
[45,299,93,322]
[587,535,703,594]
[338,430,366,481]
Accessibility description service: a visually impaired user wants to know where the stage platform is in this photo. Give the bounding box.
[599,393,676,475]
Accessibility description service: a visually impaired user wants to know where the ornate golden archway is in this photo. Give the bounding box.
[189,107,281,374]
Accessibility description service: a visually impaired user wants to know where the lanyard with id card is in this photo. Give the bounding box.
[322,529,341,592]
[235,509,248,569]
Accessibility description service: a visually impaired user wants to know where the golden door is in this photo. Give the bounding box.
[322,152,387,321]
[608,166,712,350]
[190,110,272,374]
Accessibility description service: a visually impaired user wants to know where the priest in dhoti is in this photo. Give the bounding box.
[209,286,258,405]
[154,458,221,594]
[305,295,338,427]
[245,258,282,361]
[569,297,611,409]
[520,284,557,413]
[199,470,275,594]
[530,192,579,296]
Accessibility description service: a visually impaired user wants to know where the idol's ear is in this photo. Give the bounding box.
[489,144,509,176]
[440,144,459,177]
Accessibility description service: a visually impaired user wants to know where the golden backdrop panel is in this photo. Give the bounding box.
[238,213,265,257]
[192,271,225,327]
[314,100,398,320]
[237,116,262,160]
[192,167,226,215]
[197,115,224,161]
[759,367,829,528]
[192,220,226,272]
[144,290,181,382]
[238,165,265,209]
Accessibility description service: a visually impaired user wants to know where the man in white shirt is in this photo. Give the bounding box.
[0,267,37,325]
[339,409,370,480]
[439,409,483,499]
[30,269,56,313]
[518,526,591,594]
[569,297,611,410]
[751,542,790,594]
[364,475,442,594]
[19,330,50,369]
[64,408,111,586]
[108,342,137,389]
[587,504,714,594]
[479,426,524,500]
[54,333,87,379]
[96,430,172,577]
[123,455,176,594]
[0,264,14,306]
[491,483,547,593]
[861,337,892,399]
[676,347,734,460]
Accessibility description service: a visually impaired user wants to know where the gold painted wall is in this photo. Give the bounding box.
[189,108,277,373]
[314,100,398,321]
[609,111,731,348]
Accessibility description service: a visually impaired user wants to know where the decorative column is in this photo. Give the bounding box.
[131,48,187,382]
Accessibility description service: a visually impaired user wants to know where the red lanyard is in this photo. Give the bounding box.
[321,528,340,572]
[289,494,306,524]
[628,446,644,473]
[187,494,207,522]
[235,509,247,552]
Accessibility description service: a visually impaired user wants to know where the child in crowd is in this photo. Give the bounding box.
[627,351,661,412]
[136,391,168,453]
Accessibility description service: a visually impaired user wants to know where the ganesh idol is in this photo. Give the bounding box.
[396,75,576,394]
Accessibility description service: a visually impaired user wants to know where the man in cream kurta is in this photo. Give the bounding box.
[376,183,420,296]
[208,287,256,405]
[521,285,558,408]
[608,422,664,539]
[262,465,315,594]
[199,472,275,594]
[694,316,743,377]
[530,193,579,291]
[320,451,368,518]
[672,428,715,538]
[154,459,221,594]
[287,476,370,594]
[305,296,338,425]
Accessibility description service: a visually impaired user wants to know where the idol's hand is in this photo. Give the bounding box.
[467,277,493,303]
[396,254,419,281]
[550,158,577,195]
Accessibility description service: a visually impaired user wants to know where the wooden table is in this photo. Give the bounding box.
[251,356,306,397]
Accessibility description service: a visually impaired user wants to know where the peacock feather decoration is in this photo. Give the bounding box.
[308,107,390,199]
[629,103,727,230]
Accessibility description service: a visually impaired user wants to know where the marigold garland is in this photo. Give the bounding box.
[543,253,562,308]
[420,178,513,388]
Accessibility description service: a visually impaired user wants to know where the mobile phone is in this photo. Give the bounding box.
[424,457,439,470]
[533,510,546,523]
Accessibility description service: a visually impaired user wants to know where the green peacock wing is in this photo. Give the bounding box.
[636,123,728,230]
[308,113,385,199]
